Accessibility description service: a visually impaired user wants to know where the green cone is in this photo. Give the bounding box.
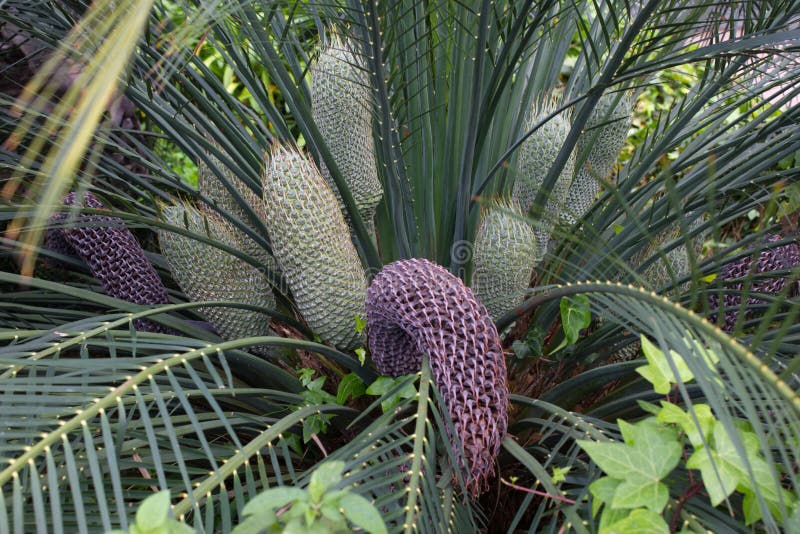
[262,145,367,350]
[159,203,275,352]
[310,35,382,237]
[513,105,575,258]
[471,200,538,320]
[197,144,279,277]
[562,92,633,225]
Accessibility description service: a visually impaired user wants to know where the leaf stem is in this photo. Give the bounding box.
[500,478,576,504]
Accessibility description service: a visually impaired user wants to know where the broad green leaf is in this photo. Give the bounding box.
[298,368,315,386]
[686,424,742,507]
[636,336,694,394]
[365,376,395,396]
[308,461,345,502]
[742,490,762,526]
[578,441,639,480]
[656,402,714,447]
[336,373,366,405]
[560,295,591,346]
[303,413,330,443]
[611,480,669,513]
[598,507,630,532]
[306,376,327,392]
[603,508,669,534]
[283,517,305,534]
[241,487,307,517]
[589,477,621,517]
[366,375,417,412]
[338,493,388,534]
[580,421,681,483]
[231,514,278,534]
[135,490,170,532]
[167,521,194,534]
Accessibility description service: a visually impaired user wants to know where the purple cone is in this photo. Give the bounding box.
[708,234,800,332]
[366,258,508,496]
[48,191,170,332]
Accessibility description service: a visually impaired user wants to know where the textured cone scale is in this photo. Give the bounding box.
[263,145,367,350]
[310,35,382,235]
[365,258,508,496]
[632,224,697,292]
[708,235,800,332]
[197,145,279,275]
[562,92,633,225]
[47,191,169,332]
[471,201,538,320]
[159,203,275,352]
[513,107,575,257]
[614,221,706,361]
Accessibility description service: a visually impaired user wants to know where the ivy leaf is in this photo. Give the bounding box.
[686,423,743,506]
[578,441,639,480]
[551,466,571,484]
[136,490,170,532]
[589,477,620,517]
[302,413,330,443]
[298,368,315,386]
[336,373,366,405]
[742,490,763,526]
[338,493,388,534]
[598,507,630,532]
[559,295,591,347]
[656,402,714,447]
[365,376,395,396]
[580,422,681,482]
[636,336,694,394]
[354,313,367,334]
[579,420,681,515]
[604,508,669,534]
[306,376,326,392]
[308,460,345,503]
[366,375,416,412]
[611,480,669,513]
[355,347,366,366]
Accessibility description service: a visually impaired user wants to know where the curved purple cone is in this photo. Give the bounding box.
[708,234,800,332]
[365,258,508,496]
[48,191,170,332]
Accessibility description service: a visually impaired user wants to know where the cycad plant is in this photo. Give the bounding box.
[1,0,800,532]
